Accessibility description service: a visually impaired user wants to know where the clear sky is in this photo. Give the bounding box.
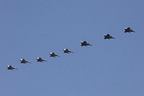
[0,0,144,96]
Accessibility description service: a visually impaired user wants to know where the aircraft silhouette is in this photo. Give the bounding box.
[49,52,60,57]
[20,59,30,64]
[7,65,17,70]
[36,57,46,62]
[63,48,74,54]
[124,27,135,33]
[104,34,115,39]
[81,41,92,46]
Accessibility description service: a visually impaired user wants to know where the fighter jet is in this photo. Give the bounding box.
[7,65,17,70]
[20,59,30,64]
[124,27,135,33]
[49,52,60,57]
[81,41,92,46]
[63,48,74,54]
[104,34,115,39]
[36,57,46,62]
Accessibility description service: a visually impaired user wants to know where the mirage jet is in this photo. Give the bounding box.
[49,52,60,57]
[81,41,92,46]
[7,65,17,70]
[104,34,115,39]
[124,27,135,33]
[36,57,46,62]
[20,59,30,64]
[63,48,74,54]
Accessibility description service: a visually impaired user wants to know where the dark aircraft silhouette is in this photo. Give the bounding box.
[7,65,17,70]
[36,57,46,62]
[20,59,30,64]
[49,52,60,57]
[104,34,115,39]
[63,48,74,54]
[124,27,135,33]
[81,41,92,46]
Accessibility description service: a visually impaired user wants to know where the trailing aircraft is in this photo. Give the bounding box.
[104,34,115,39]
[36,57,46,62]
[49,52,60,57]
[63,48,74,54]
[81,41,92,46]
[20,59,30,64]
[7,65,17,70]
[124,27,135,33]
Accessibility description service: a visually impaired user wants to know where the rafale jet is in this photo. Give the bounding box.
[49,52,60,57]
[63,48,74,54]
[124,27,135,33]
[7,65,17,70]
[104,34,115,39]
[36,57,46,62]
[20,59,30,64]
[81,41,92,46]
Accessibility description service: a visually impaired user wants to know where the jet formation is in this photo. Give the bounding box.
[5,27,135,70]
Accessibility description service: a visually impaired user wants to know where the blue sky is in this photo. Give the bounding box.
[0,0,144,96]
